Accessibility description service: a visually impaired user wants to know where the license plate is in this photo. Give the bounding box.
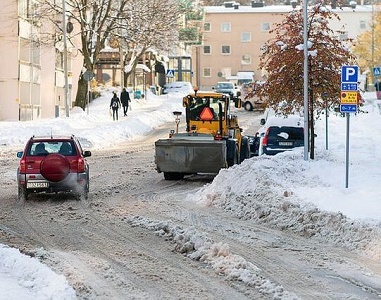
[279,142,293,146]
[27,182,49,188]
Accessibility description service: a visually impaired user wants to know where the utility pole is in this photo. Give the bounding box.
[62,0,70,117]
[372,0,375,87]
[303,0,309,161]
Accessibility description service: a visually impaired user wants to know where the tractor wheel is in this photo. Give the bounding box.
[164,172,184,180]
[234,146,240,165]
[240,136,250,163]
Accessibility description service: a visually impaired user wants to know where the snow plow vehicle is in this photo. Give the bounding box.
[155,90,250,180]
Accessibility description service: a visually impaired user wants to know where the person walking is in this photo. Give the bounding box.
[120,88,131,116]
[110,92,121,121]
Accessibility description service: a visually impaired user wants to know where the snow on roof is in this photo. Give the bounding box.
[265,115,304,127]
[204,4,373,13]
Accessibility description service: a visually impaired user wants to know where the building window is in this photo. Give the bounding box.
[203,45,211,55]
[18,0,28,18]
[360,20,366,30]
[204,22,211,32]
[221,22,231,32]
[20,38,30,62]
[56,49,64,69]
[261,22,270,32]
[221,45,231,55]
[203,68,211,77]
[241,54,251,65]
[241,32,251,43]
[19,0,39,19]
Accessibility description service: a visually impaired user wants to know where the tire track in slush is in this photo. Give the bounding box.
[14,200,163,299]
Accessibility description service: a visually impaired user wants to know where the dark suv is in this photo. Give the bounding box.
[16,135,91,201]
[262,126,304,155]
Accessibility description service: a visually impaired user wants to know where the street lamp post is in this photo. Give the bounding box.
[62,0,69,117]
[303,0,309,160]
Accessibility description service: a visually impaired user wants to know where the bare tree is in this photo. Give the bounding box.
[38,0,179,109]
[38,0,129,109]
[257,3,356,158]
[118,0,180,86]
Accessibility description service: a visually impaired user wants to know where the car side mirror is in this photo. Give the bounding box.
[260,118,266,125]
[16,151,23,158]
[236,91,241,97]
[83,150,92,157]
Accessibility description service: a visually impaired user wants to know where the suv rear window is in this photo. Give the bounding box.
[29,141,77,156]
[268,126,304,140]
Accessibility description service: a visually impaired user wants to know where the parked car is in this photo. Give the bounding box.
[249,114,304,156]
[162,81,194,95]
[213,81,241,99]
[240,81,266,112]
[16,135,91,201]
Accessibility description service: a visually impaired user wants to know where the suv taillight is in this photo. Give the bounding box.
[78,157,85,172]
[19,158,26,172]
[262,129,269,146]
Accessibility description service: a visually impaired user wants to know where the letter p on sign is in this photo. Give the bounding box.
[341,66,359,83]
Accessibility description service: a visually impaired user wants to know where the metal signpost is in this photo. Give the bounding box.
[83,71,95,115]
[340,65,359,188]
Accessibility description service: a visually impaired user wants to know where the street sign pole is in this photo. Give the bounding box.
[340,65,359,188]
[345,113,350,188]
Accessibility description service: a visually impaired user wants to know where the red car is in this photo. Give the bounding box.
[16,135,91,201]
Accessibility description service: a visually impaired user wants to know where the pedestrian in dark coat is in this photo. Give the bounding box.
[110,92,121,121]
[120,88,131,116]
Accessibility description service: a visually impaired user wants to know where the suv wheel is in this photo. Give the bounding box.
[75,176,89,200]
[244,102,253,111]
[18,186,28,201]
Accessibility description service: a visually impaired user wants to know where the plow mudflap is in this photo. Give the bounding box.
[155,138,227,174]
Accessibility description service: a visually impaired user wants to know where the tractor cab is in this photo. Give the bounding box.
[183,92,230,135]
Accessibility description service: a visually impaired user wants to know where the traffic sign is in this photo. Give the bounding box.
[373,67,381,77]
[83,70,95,81]
[166,69,175,78]
[341,66,359,83]
[340,104,357,113]
[341,83,358,91]
[340,91,358,104]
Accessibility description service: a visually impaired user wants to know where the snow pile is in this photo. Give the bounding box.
[127,216,299,299]
[194,144,381,260]
[0,244,76,300]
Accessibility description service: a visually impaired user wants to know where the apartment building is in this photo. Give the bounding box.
[192,2,373,90]
[0,0,81,121]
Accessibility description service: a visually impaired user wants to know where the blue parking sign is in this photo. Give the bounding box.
[341,66,359,83]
